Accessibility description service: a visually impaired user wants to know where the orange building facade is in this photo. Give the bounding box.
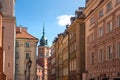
[84,0,120,80]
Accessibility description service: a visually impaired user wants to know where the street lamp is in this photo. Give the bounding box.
[25,57,32,80]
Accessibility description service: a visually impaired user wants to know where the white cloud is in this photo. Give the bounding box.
[57,15,74,27]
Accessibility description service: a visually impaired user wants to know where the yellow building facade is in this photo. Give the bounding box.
[15,27,38,80]
[49,7,86,80]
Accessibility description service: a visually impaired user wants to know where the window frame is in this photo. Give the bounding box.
[99,26,103,37]
[16,42,19,47]
[117,42,120,58]
[106,1,112,12]
[91,53,94,64]
[107,21,112,33]
[107,45,112,60]
[117,0,120,3]
[25,42,30,47]
[117,15,120,27]
[98,49,103,62]
[99,9,103,18]
[26,53,30,59]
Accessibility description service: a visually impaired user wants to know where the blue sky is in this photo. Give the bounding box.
[15,0,85,46]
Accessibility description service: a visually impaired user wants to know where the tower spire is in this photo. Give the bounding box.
[39,24,48,46]
[43,24,45,36]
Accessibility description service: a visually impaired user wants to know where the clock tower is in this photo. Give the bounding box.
[37,25,51,80]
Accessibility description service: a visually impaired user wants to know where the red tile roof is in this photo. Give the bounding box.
[16,27,38,40]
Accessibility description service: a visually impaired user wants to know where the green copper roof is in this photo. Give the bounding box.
[39,25,48,46]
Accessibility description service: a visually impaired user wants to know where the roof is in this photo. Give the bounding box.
[16,27,38,40]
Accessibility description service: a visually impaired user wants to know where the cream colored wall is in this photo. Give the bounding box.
[15,39,38,80]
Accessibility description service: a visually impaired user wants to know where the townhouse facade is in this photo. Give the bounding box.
[48,7,86,80]
[67,8,85,80]
[48,43,56,80]
[84,0,120,80]
[15,26,38,80]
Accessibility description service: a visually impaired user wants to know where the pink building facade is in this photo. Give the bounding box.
[0,0,16,80]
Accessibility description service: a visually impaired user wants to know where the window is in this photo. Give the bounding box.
[91,53,94,64]
[99,49,103,62]
[107,45,112,60]
[107,2,112,12]
[90,17,95,25]
[16,42,19,47]
[15,64,19,72]
[117,42,120,58]
[26,53,30,59]
[117,0,120,3]
[107,21,112,33]
[99,9,103,18]
[117,16,120,27]
[16,52,19,59]
[90,33,94,42]
[99,27,103,37]
[26,42,30,47]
